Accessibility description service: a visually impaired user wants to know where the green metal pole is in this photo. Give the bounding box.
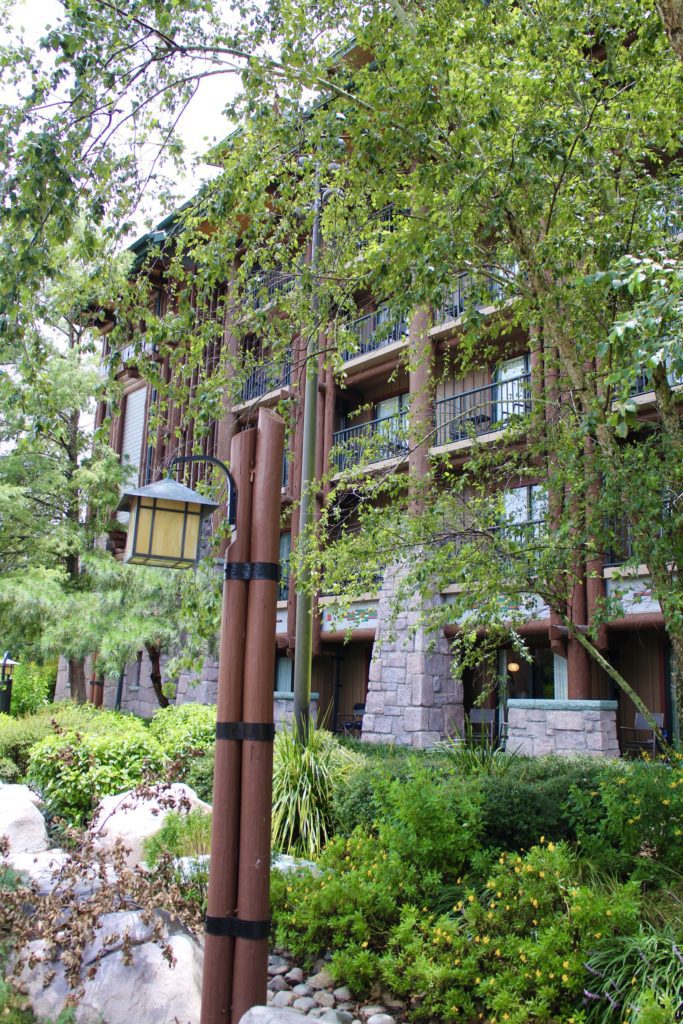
[292,174,322,737]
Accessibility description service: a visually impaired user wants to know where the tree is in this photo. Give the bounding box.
[2,0,682,728]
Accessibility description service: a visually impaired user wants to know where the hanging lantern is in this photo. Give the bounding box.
[116,477,219,569]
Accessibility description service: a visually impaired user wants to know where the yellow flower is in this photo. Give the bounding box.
[483,936,490,945]
[562,974,569,982]
[361,941,368,948]
[563,960,570,969]
[540,835,545,843]
[594,932,602,939]
[468,894,475,903]
[535,969,542,978]
[547,842,556,852]
[662,799,670,806]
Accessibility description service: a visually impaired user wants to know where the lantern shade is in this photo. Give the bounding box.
[117,477,219,569]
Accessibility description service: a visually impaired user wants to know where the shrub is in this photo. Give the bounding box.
[0,757,20,783]
[149,703,216,775]
[184,746,215,803]
[0,703,130,778]
[376,843,641,1024]
[565,759,683,879]
[7,661,57,718]
[143,807,212,913]
[478,759,599,852]
[144,808,212,866]
[331,748,421,837]
[272,726,365,859]
[272,765,483,986]
[28,729,165,826]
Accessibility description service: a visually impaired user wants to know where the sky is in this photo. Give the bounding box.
[4,0,239,237]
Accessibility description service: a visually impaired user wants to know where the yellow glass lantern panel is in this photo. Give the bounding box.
[125,496,204,567]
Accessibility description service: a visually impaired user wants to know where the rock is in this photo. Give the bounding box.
[367,1016,395,1024]
[0,784,48,855]
[286,968,305,985]
[314,992,335,1008]
[307,1010,330,1020]
[240,1009,310,1024]
[333,987,353,1003]
[292,984,313,997]
[268,954,290,976]
[267,991,275,1004]
[293,997,318,1013]
[382,999,404,1012]
[321,1012,355,1024]
[269,976,290,993]
[272,853,319,875]
[89,783,211,868]
[6,848,68,893]
[19,909,202,1024]
[270,992,296,1009]
[360,1008,386,1020]
[308,969,334,991]
[312,958,329,973]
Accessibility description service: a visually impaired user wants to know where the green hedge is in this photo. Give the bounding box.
[0,702,135,777]
[28,728,165,826]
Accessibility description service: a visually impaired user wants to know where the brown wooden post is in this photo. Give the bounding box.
[200,426,257,1024]
[231,408,285,1024]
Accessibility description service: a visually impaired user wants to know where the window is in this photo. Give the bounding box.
[120,386,147,488]
[274,655,293,694]
[493,355,530,425]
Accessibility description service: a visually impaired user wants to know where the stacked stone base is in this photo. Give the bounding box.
[360,565,463,748]
[506,700,620,757]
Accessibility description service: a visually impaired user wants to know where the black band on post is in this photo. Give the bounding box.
[90,680,104,688]
[224,561,280,582]
[204,915,270,940]
[215,721,276,742]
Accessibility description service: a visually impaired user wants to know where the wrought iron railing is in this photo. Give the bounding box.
[248,269,297,310]
[333,412,408,471]
[433,374,531,446]
[342,308,408,361]
[434,267,518,325]
[356,203,397,249]
[241,354,292,402]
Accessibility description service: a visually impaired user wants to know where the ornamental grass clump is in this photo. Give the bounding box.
[271,725,365,859]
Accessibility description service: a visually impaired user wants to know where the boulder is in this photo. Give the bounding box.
[241,1009,309,1024]
[19,909,203,1024]
[0,783,48,854]
[6,849,69,894]
[89,783,211,867]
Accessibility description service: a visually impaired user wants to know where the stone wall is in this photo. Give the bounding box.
[506,699,620,757]
[361,564,463,747]
[55,653,316,728]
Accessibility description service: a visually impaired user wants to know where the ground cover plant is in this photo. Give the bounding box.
[272,745,683,1024]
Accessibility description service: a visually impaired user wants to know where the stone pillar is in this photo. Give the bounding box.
[361,563,464,748]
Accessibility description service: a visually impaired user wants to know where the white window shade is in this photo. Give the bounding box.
[120,387,147,487]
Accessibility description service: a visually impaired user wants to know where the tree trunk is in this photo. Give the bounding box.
[67,657,87,703]
[657,0,683,62]
[146,644,169,708]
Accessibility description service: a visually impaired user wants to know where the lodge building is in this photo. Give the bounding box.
[53,194,679,761]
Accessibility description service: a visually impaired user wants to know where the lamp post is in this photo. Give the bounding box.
[0,653,18,715]
[116,409,284,1024]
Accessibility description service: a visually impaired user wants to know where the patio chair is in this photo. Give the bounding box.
[468,708,496,745]
[338,703,365,737]
[621,712,665,757]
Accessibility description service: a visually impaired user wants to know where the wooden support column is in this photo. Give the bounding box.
[200,427,256,1024]
[231,409,284,1023]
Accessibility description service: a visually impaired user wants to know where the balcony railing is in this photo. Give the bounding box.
[333,412,408,472]
[357,203,397,249]
[248,269,297,310]
[433,374,531,446]
[342,309,408,361]
[434,267,518,326]
[241,354,292,402]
